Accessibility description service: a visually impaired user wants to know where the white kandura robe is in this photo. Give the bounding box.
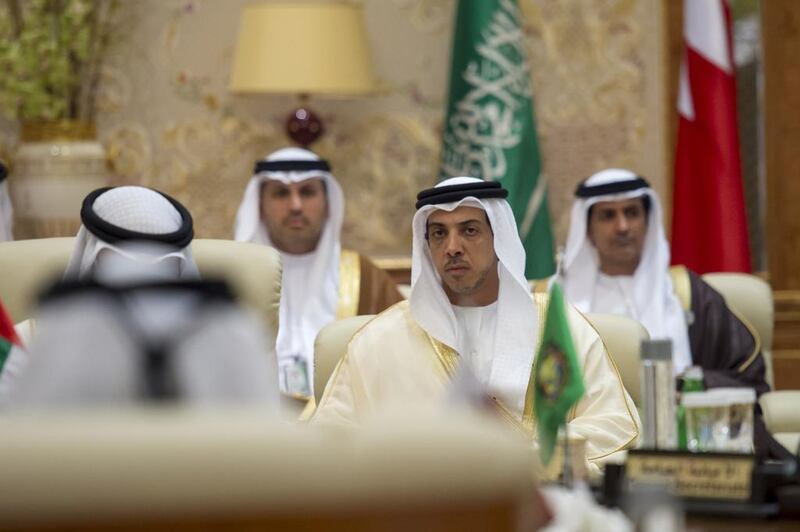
[313,298,641,473]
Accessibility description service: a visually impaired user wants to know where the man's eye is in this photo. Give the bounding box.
[300,187,318,197]
[273,189,290,198]
[464,226,479,235]
[431,230,445,239]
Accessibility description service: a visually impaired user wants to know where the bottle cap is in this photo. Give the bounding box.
[683,366,704,381]
[681,391,727,408]
[707,387,756,405]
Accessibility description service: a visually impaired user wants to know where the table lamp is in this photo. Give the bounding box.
[229,2,378,146]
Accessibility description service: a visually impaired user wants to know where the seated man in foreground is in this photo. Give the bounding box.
[235,147,402,397]
[1,185,279,408]
[562,169,783,458]
[314,177,640,471]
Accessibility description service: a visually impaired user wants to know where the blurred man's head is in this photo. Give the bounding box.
[586,196,649,276]
[234,147,343,258]
[259,177,328,254]
[565,169,657,279]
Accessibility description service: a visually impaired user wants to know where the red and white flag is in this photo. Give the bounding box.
[671,0,751,273]
[0,298,23,373]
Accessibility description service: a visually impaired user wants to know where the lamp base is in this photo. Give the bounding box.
[286,107,324,147]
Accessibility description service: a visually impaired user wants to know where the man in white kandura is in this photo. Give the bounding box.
[235,147,401,397]
[314,177,640,473]
[563,169,782,458]
[1,186,279,409]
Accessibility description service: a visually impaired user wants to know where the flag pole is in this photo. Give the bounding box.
[561,420,573,488]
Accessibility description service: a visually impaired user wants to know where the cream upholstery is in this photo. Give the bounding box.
[584,313,650,406]
[398,283,411,299]
[313,312,648,408]
[702,272,774,388]
[0,408,543,530]
[314,314,374,404]
[699,274,800,452]
[760,390,800,453]
[0,237,282,339]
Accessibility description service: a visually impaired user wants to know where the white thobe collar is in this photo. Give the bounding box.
[452,301,499,389]
[592,273,638,320]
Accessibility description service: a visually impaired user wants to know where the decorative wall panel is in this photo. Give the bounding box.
[0,0,666,257]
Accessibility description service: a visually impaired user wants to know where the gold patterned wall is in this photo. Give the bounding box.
[0,0,667,257]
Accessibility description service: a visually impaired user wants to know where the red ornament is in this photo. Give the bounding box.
[286,107,324,147]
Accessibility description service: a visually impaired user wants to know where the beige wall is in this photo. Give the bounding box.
[0,0,667,257]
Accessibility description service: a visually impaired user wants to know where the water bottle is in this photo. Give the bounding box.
[677,366,704,450]
[640,339,677,449]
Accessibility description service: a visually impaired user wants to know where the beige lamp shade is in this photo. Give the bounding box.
[230,2,378,95]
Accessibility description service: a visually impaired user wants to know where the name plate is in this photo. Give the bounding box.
[626,450,755,501]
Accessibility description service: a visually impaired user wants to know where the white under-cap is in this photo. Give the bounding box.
[562,168,692,374]
[410,176,538,416]
[64,186,199,281]
[233,147,344,396]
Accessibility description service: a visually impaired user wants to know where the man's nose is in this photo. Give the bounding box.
[289,191,303,211]
[614,213,630,233]
[444,233,464,256]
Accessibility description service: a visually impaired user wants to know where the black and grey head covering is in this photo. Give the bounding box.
[415,179,508,209]
[573,174,651,199]
[64,186,199,280]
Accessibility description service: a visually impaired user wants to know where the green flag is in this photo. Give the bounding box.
[439,0,555,279]
[532,282,585,465]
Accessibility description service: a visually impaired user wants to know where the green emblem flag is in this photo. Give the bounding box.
[439,0,556,279]
[532,282,585,465]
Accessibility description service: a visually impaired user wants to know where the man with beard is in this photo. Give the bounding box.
[235,147,402,398]
[314,177,640,474]
[562,168,783,458]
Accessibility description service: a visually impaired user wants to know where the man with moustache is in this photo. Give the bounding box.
[234,147,401,398]
[314,177,639,474]
[562,169,784,458]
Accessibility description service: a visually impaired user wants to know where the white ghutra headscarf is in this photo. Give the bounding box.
[234,147,344,395]
[64,186,199,281]
[562,169,692,374]
[410,176,539,416]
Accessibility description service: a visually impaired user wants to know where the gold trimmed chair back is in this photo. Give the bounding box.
[584,312,650,406]
[313,314,375,404]
[701,273,774,389]
[0,237,282,341]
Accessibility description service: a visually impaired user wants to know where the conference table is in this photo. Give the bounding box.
[687,516,798,531]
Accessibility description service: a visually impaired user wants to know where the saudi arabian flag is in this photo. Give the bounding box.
[439,0,555,279]
[0,299,23,372]
[532,282,585,465]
